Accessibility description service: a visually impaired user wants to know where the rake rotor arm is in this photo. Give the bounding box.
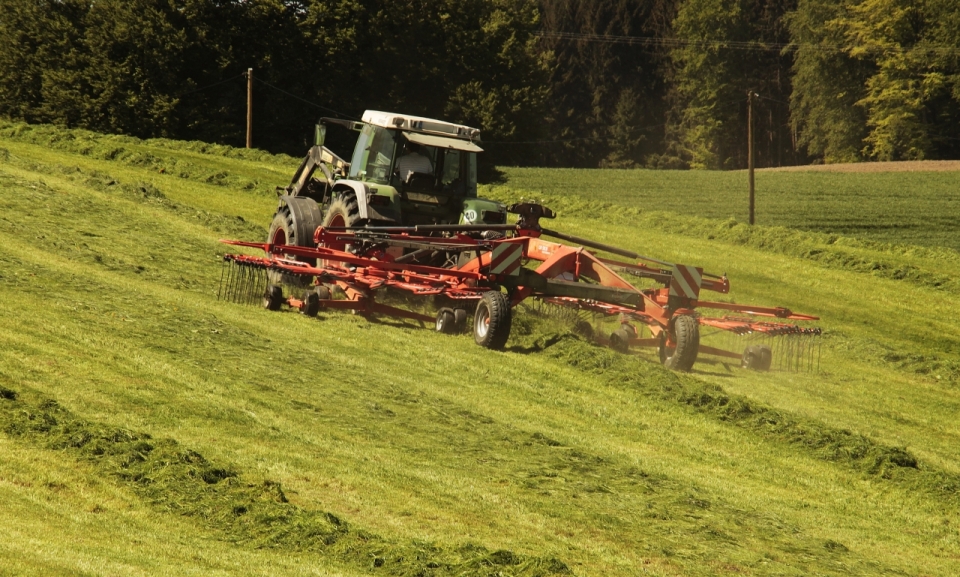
[219,240,486,281]
[539,228,672,266]
[693,300,819,320]
[325,223,519,234]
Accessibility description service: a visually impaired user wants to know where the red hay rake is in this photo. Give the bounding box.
[219,203,820,371]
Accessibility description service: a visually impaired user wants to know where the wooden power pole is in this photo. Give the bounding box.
[246,68,253,149]
[747,90,755,225]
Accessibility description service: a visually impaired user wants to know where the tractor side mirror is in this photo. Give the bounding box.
[315,123,327,147]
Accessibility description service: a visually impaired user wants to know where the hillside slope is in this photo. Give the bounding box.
[2,122,960,576]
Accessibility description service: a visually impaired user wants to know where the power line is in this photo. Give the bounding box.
[252,77,359,120]
[177,73,246,97]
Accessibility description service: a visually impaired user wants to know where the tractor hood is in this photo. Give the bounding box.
[403,131,483,153]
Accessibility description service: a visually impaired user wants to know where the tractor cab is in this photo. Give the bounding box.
[347,112,481,199]
[273,110,505,258]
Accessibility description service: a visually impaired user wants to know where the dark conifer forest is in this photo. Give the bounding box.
[2,0,959,168]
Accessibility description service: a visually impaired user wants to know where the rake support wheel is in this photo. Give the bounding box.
[659,314,699,371]
[610,328,631,353]
[436,308,458,334]
[742,345,772,371]
[263,284,283,311]
[300,290,320,317]
[473,291,512,350]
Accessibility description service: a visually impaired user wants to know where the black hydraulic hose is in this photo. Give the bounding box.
[539,228,674,267]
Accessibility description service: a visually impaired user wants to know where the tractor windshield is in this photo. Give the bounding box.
[348,123,478,195]
[349,124,397,184]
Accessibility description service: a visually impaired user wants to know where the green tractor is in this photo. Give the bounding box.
[267,110,506,260]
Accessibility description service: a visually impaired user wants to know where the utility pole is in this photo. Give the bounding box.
[246,68,253,149]
[747,90,755,225]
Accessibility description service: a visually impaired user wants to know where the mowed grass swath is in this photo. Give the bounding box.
[1,121,960,576]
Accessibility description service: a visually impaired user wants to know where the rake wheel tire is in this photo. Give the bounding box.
[315,285,332,300]
[300,290,320,317]
[610,328,631,353]
[263,284,283,311]
[659,315,699,371]
[473,291,512,350]
[742,345,772,371]
[574,320,593,338]
[453,308,468,332]
[436,308,457,334]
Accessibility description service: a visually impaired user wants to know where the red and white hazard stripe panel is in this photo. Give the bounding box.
[489,242,523,276]
[669,264,702,300]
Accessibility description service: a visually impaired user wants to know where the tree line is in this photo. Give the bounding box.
[2,0,959,169]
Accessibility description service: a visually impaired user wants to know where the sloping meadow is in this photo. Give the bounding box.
[2,124,960,575]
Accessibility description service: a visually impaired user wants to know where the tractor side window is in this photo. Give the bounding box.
[441,150,461,185]
[363,127,397,184]
[465,152,477,197]
[349,125,373,178]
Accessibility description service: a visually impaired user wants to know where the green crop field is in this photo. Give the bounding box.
[497,166,960,251]
[3,120,960,576]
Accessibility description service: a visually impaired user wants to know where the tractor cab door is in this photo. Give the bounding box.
[349,124,398,185]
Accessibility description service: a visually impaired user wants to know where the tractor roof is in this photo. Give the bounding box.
[362,110,481,142]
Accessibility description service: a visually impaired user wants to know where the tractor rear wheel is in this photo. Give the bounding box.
[321,192,362,253]
[658,315,699,371]
[267,207,313,288]
[473,291,512,350]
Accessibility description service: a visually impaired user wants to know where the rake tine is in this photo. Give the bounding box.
[229,261,240,304]
[243,267,256,304]
[225,259,236,303]
[234,262,246,305]
[218,258,226,301]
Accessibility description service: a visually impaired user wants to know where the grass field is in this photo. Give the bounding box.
[3,120,960,576]
[497,166,960,250]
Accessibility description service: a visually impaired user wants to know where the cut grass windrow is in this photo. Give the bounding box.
[0,386,571,577]
[518,330,960,502]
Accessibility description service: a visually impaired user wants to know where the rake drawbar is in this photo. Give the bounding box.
[219,203,820,372]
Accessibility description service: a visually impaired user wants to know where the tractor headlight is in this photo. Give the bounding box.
[463,209,478,224]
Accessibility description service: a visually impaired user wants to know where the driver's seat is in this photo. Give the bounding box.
[404,171,437,192]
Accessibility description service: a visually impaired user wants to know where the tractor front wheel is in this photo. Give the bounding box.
[473,291,512,350]
[658,315,700,371]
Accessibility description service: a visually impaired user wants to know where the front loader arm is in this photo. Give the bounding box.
[284,145,350,197]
